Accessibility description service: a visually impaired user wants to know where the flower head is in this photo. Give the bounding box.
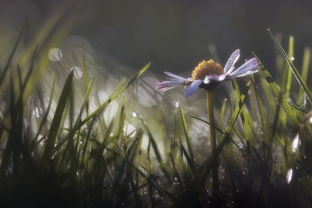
[155,49,259,96]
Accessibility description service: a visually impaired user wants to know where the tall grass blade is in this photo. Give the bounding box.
[43,71,74,160]
[284,36,294,99]
[268,28,312,104]
[178,106,194,161]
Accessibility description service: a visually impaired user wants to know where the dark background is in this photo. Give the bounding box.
[1,0,312,74]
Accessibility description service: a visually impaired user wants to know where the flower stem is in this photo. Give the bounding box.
[206,90,219,199]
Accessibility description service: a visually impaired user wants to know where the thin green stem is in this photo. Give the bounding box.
[206,90,219,200]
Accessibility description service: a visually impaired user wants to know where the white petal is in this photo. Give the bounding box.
[185,80,203,96]
[228,58,259,78]
[224,49,240,74]
[155,72,188,92]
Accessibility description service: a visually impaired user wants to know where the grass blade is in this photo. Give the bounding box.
[178,106,194,161]
[43,71,74,160]
[268,28,312,104]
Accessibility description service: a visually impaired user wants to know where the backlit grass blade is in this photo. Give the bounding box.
[178,106,194,161]
[298,47,311,105]
[43,71,74,160]
[253,53,298,123]
[284,36,294,99]
[52,79,95,154]
[31,79,55,149]
[301,47,311,84]
[268,28,312,104]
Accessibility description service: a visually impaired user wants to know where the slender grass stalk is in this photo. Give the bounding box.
[285,36,294,99]
[206,90,219,198]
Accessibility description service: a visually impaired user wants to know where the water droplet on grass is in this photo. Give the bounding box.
[132,112,138,118]
[70,66,83,79]
[286,169,293,184]
[291,133,300,153]
[49,48,63,62]
[175,101,180,108]
[33,106,42,118]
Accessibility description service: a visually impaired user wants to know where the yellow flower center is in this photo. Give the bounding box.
[191,60,224,80]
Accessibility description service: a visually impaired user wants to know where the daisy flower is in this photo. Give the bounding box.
[155,49,259,96]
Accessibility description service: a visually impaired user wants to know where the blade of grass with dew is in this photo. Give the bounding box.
[253,54,298,123]
[43,71,74,160]
[268,28,312,104]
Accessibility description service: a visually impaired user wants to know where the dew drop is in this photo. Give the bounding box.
[132,112,138,118]
[286,168,293,184]
[175,101,180,108]
[48,48,63,62]
[70,66,83,79]
[291,133,300,153]
[33,106,42,118]
[238,142,244,149]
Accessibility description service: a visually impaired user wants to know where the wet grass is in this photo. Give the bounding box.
[0,23,311,208]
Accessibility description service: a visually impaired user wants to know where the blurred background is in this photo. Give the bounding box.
[1,0,312,75]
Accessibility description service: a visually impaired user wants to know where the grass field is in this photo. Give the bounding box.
[0,19,311,208]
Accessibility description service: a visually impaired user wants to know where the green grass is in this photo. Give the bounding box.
[0,22,311,208]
